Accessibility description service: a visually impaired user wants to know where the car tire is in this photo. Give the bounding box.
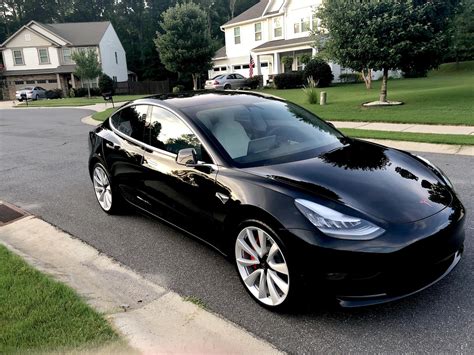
[224,84,231,90]
[35,95,39,100]
[92,162,124,214]
[234,219,294,310]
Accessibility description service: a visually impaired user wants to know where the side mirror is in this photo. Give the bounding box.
[176,148,197,166]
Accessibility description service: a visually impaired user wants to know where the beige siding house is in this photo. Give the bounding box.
[0,20,128,100]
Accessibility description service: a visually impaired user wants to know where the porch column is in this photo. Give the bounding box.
[56,73,61,90]
[255,54,261,76]
[312,47,317,57]
[70,73,76,89]
[274,52,281,74]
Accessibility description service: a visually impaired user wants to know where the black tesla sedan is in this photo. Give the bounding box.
[88,91,465,309]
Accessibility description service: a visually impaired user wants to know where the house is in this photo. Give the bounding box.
[0,20,128,100]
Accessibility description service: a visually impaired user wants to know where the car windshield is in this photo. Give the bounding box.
[184,97,345,168]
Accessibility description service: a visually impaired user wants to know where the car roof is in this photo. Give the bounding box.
[131,90,285,111]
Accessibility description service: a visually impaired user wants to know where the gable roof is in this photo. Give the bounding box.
[0,20,110,47]
[39,22,110,46]
[223,1,269,27]
[213,46,227,59]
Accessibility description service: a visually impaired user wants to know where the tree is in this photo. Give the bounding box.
[448,0,474,63]
[72,49,102,98]
[98,73,115,94]
[155,2,216,90]
[314,0,460,103]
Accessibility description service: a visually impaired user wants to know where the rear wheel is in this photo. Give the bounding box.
[92,163,123,214]
[224,84,231,90]
[234,220,293,309]
[35,94,39,100]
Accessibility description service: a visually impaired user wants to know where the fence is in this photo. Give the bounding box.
[115,80,169,95]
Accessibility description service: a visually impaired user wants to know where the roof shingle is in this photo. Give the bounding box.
[223,1,269,27]
[39,22,110,46]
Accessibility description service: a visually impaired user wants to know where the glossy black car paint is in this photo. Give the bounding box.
[88,91,465,307]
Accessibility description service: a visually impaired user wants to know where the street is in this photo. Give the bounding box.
[0,108,472,353]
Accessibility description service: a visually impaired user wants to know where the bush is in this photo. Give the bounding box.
[339,73,363,84]
[274,72,304,89]
[303,58,334,87]
[402,67,429,78]
[45,89,62,99]
[172,85,185,93]
[245,75,263,89]
[98,73,115,94]
[302,76,318,104]
[73,87,102,97]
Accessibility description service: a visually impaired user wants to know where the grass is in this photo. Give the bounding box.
[340,128,474,145]
[92,107,117,121]
[17,94,147,107]
[0,245,120,353]
[259,61,474,126]
[182,296,208,310]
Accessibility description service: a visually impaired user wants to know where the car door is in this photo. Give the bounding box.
[140,105,219,240]
[105,105,149,207]
[227,74,236,88]
[234,74,246,87]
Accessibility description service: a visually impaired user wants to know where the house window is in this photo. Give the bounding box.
[233,65,242,70]
[255,23,262,41]
[26,80,35,84]
[63,48,73,63]
[15,80,25,85]
[38,48,50,64]
[234,27,241,44]
[294,18,311,33]
[13,50,24,65]
[220,66,226,71]
[115,52,118,64]
[213,67,220,71]
[113,76,117,82]
[273,17,283,38]
[24,33,31,41]
[37,80,47,83]
[48,79,57,84]
[242,64,250,69]
[312,17,320,30]
[261,62,269,68]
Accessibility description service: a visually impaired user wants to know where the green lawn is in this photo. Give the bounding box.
[259,61,474,126]
[341,128,474,145]
[17,95,147,107]
[0,245,121,353]
[92,107,117,121]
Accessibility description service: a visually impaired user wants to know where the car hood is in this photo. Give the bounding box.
[244,140,452,224]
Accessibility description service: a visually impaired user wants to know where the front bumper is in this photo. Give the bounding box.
[287,200,465,307]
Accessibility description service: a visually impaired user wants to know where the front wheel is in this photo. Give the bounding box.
[92,163,123,214]
[234,221,292,309]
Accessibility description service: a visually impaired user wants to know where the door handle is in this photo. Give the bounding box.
[105,142,119,150]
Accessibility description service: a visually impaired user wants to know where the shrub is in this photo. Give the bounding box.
[274,72,304,89]
[172,85,185,93]
[45,89,62,99]
[302,76,318,104]
[98,73,115,94]
[245,75,263,89]
[339,73,363,84]
[73,87,102,97]
[303,58,334,87]
[300,54,312,65]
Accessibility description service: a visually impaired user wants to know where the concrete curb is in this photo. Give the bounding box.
[366,139,473,157]
[0,215,281,354]
[82,115,101,126]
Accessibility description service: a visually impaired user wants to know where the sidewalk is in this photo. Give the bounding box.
[0,212,281,354]
[331,121,474,135]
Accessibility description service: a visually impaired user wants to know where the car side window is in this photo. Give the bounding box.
[111,105,149,141]
[146,106,211,162]
[235,74,245,79]
[228,74,235,79]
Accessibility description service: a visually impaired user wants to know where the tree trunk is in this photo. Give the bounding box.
[87,85,91,99]
[192,74,198,91]
[379,68,389,102]
[362,68,372,90]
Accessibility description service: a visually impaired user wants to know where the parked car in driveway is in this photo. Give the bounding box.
[88,91,465,310]
[15,86,47,101]
[205,74,247,90]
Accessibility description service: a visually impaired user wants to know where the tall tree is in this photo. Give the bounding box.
[155,2,216,90]
[448,0,474,63]
[72,49,102,98]
[315,0,460,103]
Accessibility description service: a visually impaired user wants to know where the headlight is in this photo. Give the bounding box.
[295,199,385,240]
[416,155,454,189]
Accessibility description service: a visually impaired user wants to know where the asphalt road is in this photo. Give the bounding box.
[0,108,473,353]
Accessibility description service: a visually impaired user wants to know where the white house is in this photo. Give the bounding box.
[0,20,128,99]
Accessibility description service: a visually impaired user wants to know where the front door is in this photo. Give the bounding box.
[140,105,219,240]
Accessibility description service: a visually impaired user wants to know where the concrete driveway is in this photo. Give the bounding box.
[0,108,473,353]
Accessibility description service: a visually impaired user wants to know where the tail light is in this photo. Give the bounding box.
[213,80,219,85]
[28,91,33,94]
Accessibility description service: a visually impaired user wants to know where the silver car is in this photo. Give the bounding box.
[205,73,247,90]
[15,86,47,101]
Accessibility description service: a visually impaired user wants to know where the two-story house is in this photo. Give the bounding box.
[210,0,345,84]
[0,20,128,100]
